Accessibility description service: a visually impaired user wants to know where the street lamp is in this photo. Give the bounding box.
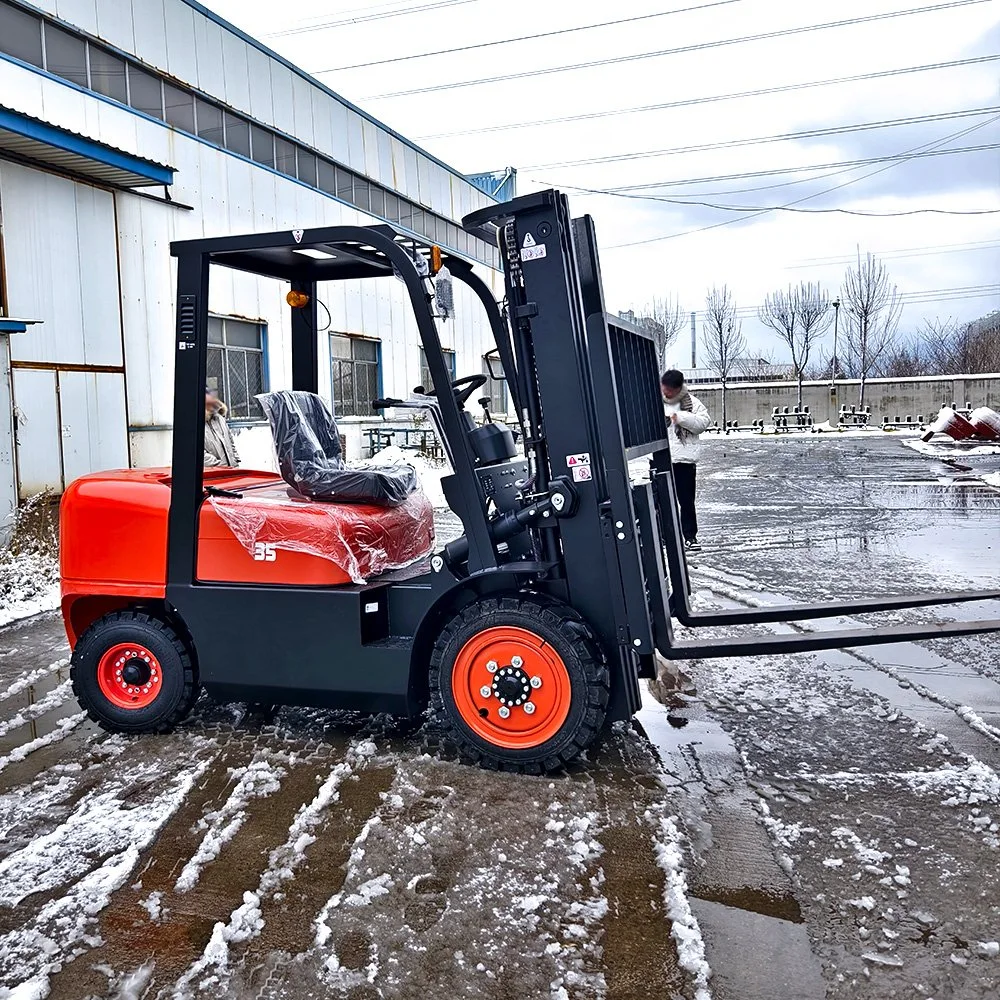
[831,297,841,389]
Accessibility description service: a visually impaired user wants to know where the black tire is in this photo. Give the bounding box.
[71,609,199,734]
[429,596,610,774]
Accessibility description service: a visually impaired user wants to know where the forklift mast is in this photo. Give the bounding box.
[464,190,1000,721]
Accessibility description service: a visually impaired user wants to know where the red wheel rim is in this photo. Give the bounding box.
[451,626,572,750]
[97,643,163,710]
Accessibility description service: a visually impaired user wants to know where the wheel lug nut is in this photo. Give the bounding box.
[523,702,536,715]
[511,656,523,668]
[486,660,498,673]
[479,685,492,698]
[530,676,542,689]
[498,706,511,719]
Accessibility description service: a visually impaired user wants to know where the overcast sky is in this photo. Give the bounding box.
[208,0,999,366]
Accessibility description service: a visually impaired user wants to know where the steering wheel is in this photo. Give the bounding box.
[420,374,488,407]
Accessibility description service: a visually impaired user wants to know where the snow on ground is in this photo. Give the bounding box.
[903,438,1000,458]
[0,657,66,707]
[175,755,288,893]
[369,445,448,509]
[0,753,214,995]
[0,581,59,630]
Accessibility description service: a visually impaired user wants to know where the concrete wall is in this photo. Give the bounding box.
[691,375,1000,426]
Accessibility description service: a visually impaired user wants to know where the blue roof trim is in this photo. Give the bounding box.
[0,319,31,334]
[179,0,493,200]
[0,104,174,186]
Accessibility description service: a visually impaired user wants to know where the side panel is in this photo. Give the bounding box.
[0,338,16,543]
[12,369,61,497]
[58,370,129,484]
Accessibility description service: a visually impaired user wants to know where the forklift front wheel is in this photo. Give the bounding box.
[430,597,610,773]
[71,610,199,734]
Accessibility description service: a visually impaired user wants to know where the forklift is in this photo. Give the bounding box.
[60,189,1000,773]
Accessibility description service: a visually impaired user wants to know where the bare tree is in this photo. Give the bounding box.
[757,282,832,408]
[841,253,902,407]
[701,285,746,429]
[632,296,686,370]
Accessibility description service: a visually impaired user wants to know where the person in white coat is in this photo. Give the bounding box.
[661,369,712,551]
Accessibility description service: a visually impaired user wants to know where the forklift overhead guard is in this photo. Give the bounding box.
[59,190,1000,773]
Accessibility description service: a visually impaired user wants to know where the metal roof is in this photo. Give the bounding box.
[0,105,174,189]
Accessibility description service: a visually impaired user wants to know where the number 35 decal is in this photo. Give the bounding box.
[253,542,277,562]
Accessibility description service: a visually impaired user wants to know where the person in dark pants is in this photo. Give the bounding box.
[661,370,712,551]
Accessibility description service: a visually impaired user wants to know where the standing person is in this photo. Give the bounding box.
[204,386,240,467]
[660,370,711,551]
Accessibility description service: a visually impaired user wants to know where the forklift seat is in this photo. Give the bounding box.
[257,390,418,506]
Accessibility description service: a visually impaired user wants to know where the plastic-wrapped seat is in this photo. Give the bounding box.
[256,390,417,506]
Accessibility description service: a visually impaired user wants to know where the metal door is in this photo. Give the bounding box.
[11,369,61,497]
[58,370,129,484]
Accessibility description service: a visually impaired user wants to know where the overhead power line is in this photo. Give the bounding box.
[785,240,1000,268]
[600,114,1000,248]
[416,55,1000,140]
[599,142,1000,193]
[269,0,482,37]
[366,0,992,99]
[312,0,745,73]
[522,107,1000,171]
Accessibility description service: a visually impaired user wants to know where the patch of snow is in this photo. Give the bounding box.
[0,759,210,995]
[370,446,448,509]
[0,659,67,707]
[983,472,1000,490]
[116,960,155,1000]
[0,679,73,740]
[976,941,1000,958]
[849,896,877,911]
[647,807,712,1000]
[175,756,286,892]
[904,439,1000,458]
[0,581,60,629]
[176,744,369,993]
[139,891,163,922]
[0,974,50,999]
[344,873,393,907]
[0,712,86,775]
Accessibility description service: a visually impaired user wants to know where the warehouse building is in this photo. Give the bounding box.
[0,0,511,527]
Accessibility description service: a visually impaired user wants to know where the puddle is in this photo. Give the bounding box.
[636,697,803,925]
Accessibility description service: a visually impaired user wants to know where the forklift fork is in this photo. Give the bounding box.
[644,458,1000,657]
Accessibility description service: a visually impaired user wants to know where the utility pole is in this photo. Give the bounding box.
[690,311,697,368]
[830,297,840,388]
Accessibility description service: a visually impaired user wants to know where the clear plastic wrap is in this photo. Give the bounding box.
[208,485,434,585]
[256,390,417,506]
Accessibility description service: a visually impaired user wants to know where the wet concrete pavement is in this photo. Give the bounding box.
[0,432,999,998]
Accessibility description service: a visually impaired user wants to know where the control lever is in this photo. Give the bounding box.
[371,397,406,410]
[478,396,494,423]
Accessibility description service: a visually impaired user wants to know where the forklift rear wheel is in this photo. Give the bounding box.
[71,610,199,734]
[430,597,610,773]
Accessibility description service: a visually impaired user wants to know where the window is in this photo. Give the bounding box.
[297,148,317,187]
[88,45,127,103]
[317,158,337,196]
[44,24,87,87]
[0,3,42,66]
[330,334,380,417]
[353,177,370,213]
[483,355,508,416]
[128,64,163,119]
[164,82,195,132]
[250,124,274,168]
[196,98,224,145]
[419,347,457,394]
[224,111,250,158]
[274,136,296,177]
[384,191,400,223]
[368,185,385,218]
[335,167,353,201]
[207,317,267,420]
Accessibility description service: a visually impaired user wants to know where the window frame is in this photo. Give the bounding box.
[329,333,382,418]
[419,347,457,395]
[206,316,268,423]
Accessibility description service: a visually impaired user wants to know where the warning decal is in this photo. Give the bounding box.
[520,232,546,261]
[572,465,593,483]
[566,453,591,468]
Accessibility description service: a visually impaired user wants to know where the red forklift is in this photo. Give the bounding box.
[60,190,1000,773]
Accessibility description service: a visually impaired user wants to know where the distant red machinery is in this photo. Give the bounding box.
[922,405,1000,443]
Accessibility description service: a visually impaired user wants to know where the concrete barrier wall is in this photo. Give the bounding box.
[689,374,1000,426]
